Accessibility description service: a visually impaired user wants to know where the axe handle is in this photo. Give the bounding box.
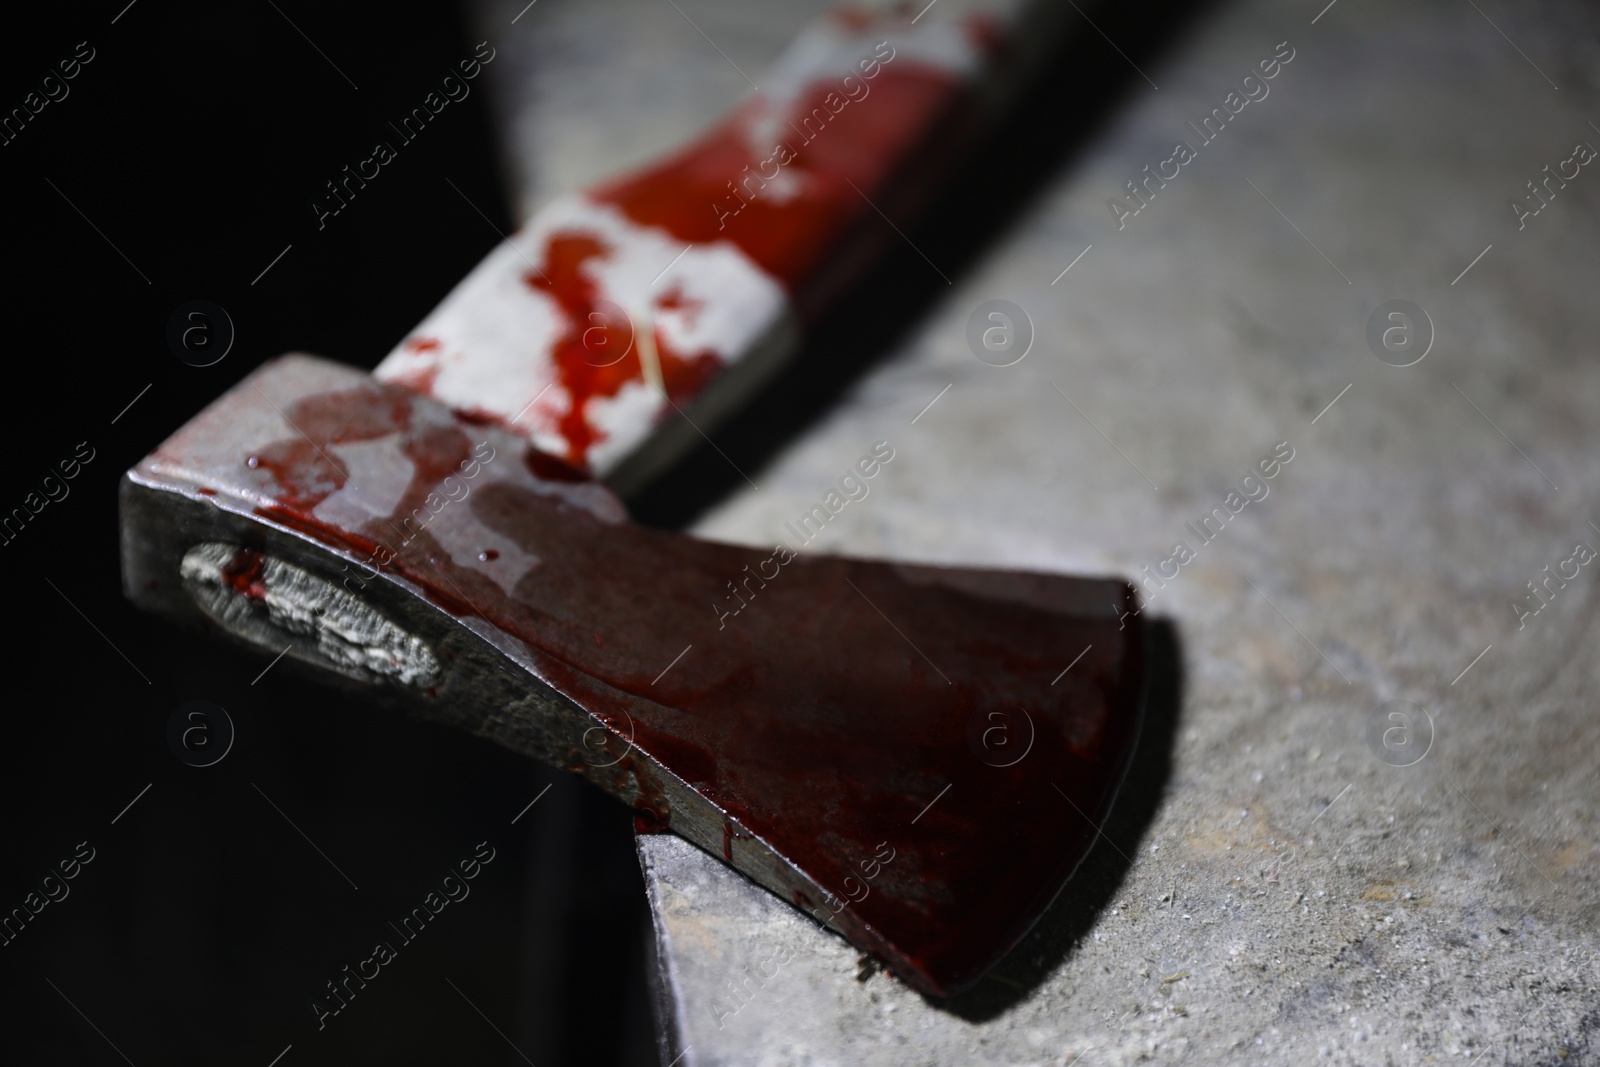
[375,0,1057,489]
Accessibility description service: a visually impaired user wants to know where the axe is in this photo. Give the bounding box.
[120,0,1145,998]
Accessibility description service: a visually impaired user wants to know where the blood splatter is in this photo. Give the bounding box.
[523,232,720,465]
[219,548,268,601]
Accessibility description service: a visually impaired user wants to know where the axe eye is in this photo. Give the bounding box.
[180,541,439,687]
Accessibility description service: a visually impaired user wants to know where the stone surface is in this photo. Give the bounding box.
[480,0,1600,1062]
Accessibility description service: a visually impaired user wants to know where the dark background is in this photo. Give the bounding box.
[0,2,657,1064]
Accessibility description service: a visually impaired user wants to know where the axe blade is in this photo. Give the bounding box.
[121,353,1145,996]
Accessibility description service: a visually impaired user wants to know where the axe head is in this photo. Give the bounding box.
[121,353,1146,997]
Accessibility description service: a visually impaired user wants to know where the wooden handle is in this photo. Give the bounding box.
[375,0,1045,489]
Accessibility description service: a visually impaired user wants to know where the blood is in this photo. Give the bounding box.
[633,810,669,834]
[247,440,348,512]
[591,62,967,319]
[238,370,1142,1000]
[452,406,504,427]
[524,448,590,484]
[288,386,414,441]
[511,60,969,465]
[653,285,698,326]
[393,425,474,530]
[721,821,752,861]
[219,548,268,601]
[244,385,489,560]
[382,40,986,476]
[522,233,720,465]
[629,760,671,834]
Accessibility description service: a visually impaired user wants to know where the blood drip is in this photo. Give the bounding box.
[523,233,719,465]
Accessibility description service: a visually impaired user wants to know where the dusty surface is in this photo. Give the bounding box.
[483,0,1600,1062]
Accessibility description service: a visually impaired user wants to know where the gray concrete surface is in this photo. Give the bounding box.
[478,0,1600,1062]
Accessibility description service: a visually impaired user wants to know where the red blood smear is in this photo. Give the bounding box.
[452,406,505,427]
[220,547,268,601]
[244,384,480,560]
[653,285,700,329]
[398,51,985,470]
[290,387,413,440]
[591,61,967,319]
[244,386,409,514]
[392,425,474,535]
[247,440,348,512]
[241,379,1145,997]
[523,61,969,465]
[631,767,672,834]
[721,821,753,861]
[523,233,720,466]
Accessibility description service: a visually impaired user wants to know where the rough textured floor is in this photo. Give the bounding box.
[486,0,1600,1061]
